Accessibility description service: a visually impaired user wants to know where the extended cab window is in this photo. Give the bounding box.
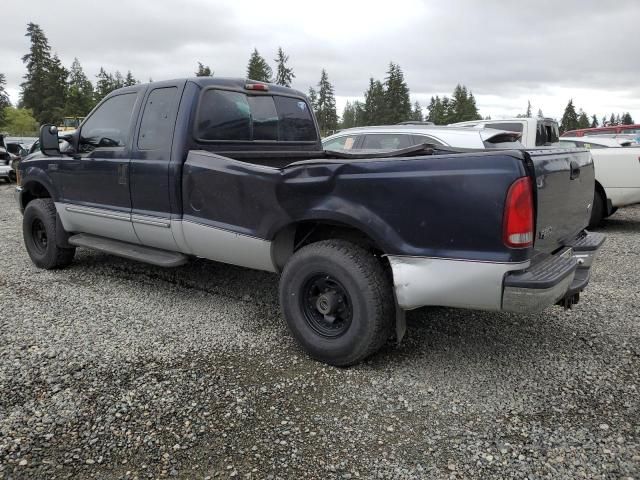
[80,93,137,149]
[138,87,180,150]
[196,90,316,142]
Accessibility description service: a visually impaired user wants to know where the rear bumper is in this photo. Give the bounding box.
[388,231,605,313]
[502,231,605,313]
[0,165,11,178]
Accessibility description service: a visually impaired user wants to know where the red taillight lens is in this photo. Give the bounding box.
[503,177,534,248]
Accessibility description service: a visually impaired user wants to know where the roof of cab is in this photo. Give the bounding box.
[108,77,307,99]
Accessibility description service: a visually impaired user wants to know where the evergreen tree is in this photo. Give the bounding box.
[340,100,366,129]
[20,22,54,123]
[341,101,356,129]
[615,113,621,125]
[274,47,295,87]
[602,116,607,126]
[40,54,68,124]
[315,69,338,134]
[246,49,272,82]
[590,114,599,128]
[95,67,115,102]
[526,100,532,117]
[438,84,481,123]
[577,109,590,129]
[560,99,579,133]
[113,71,124,90]
[609,113,616,125]
[621,112,634,125]
[363,78,385,125]
[537,108,544,119]
[195,62,213,77]
[123,71,138,86]
[427,95,451,125]
[65,58,94,117]
[383,62,411,124]
[0,73,11,126]
[307,87,318,113]
[411,101,423,122]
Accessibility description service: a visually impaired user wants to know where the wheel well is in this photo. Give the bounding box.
[271,221,386,272]
[21,181,52,210]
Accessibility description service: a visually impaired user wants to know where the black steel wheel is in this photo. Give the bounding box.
[279,239,395,366]
[23,198,75,269]
[301,274,353,338]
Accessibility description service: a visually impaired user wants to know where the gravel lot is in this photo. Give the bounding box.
[0,182,638,479]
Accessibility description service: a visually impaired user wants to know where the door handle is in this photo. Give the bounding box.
[118,164,128,185]
[569,160,580,180]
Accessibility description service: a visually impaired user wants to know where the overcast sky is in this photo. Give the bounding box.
[2,0,640,121]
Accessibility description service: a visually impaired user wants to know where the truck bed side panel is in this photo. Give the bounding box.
[182,150,529,263]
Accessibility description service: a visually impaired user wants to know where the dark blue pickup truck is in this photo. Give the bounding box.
[16,77,604,366]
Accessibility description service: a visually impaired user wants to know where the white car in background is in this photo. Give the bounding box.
[557,136,640,226]
[449,117,560,147]
[322,124,523,151]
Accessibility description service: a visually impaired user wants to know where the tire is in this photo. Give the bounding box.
[23,199,76,269]
[8,170,16,183]
[279,239,394,367]
[588,190,605,228]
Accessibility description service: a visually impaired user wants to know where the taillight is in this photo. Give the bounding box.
[503,177,534,248]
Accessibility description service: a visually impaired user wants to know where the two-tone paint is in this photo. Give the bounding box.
[17,77,599,313]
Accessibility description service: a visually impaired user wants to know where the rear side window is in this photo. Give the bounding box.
[323,135,358,150]
[412,135,444,146]
[361,134,412,149]
[80,93,137,148]
[485,122,524,133]
[138,87,180,150]
[196,90,316,142]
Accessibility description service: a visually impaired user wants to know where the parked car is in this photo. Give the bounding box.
[450,117,560,146]
[16,78,603,366]
[0,139,17,183]
[322,124,524,151]
[557,136,640,225]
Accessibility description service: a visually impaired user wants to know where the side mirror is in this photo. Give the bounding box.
[39,124,60,156]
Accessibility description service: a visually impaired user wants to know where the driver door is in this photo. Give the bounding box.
[57,90,143,244]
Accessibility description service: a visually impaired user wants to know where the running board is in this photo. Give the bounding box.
[68,234,188,267]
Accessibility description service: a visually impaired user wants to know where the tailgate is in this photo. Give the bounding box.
[526,148,594,254]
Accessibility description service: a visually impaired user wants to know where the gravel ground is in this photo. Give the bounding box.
[0,182,638,480]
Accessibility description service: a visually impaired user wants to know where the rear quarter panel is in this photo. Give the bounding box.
[182,150,530,263]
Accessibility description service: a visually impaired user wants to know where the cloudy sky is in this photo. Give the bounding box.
[2,0,639,121]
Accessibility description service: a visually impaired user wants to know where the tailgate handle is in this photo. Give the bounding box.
[569,160,581,180]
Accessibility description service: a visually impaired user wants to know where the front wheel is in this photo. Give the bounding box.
[279,240,394,366]
[23,199,76,269]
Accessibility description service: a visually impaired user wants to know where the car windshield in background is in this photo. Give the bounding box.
[196,90,316,142]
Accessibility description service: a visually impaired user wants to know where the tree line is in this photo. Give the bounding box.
[1,22,636,138]
[559,99,634,133]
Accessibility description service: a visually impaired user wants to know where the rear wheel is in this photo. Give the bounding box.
[23,199,75,269]
[588,190,605,228]
[279,240,394,366]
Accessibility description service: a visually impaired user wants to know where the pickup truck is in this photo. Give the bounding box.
[558,136,640,225]
[16,78,604,366]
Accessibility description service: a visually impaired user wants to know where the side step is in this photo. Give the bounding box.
[68,234,188,268]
